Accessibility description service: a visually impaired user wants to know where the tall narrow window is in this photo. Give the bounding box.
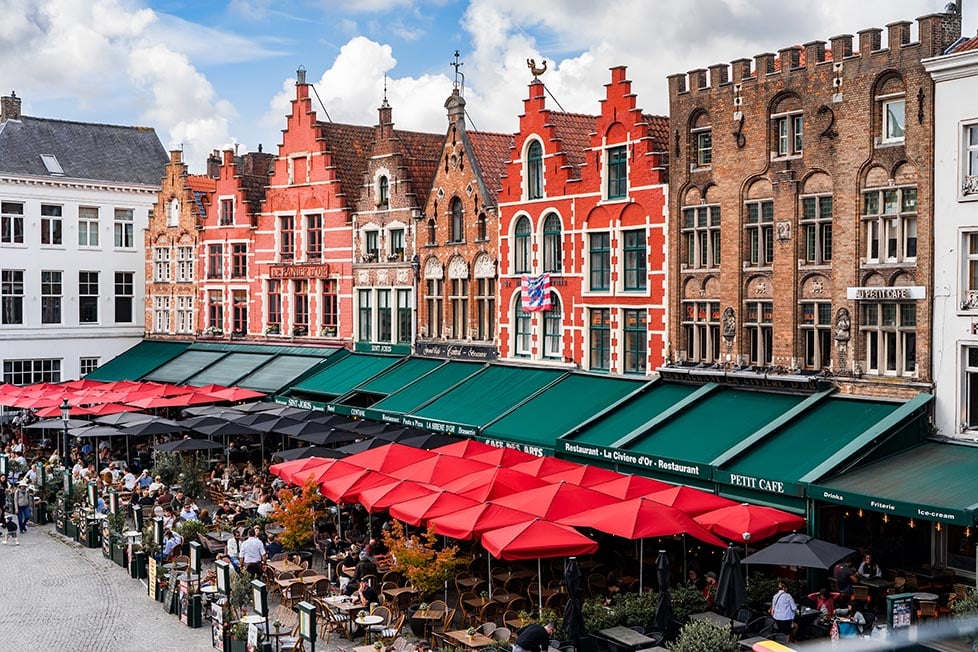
[1,270,24,324]
[589,309,611,371]
[306,214,323,260]
[882,98,905,143]
[321,279,338,337]
[40,205,63,245]
[426,278,443,338]
[427,219,436,245]
[450,278,469,340]
[220,198,234,226]
[114,272,134,323]
[693,129,712,167]
[682,205,721,269]
[154,295,170,333]
[476,278,495,341]
[208,290,224,331]
[450,198,464,243]
[378,176,389,208]
[78,207,99,247]
[514,298,531,358]
[114,209,134,248]
[542,213,562,273]
[963,347,978,429]
[1,202,24,244]
[589,232,610,291]
[623,309,647,375]
[231,243,248,278]
[176,296,193,334]
[477,212,487,241]
[396,289,412,343]
[863,187,917,263]
[801,196,833,265]
[232,290,248,334]
[745,301,773,366]
[279,215,295,260]
[745,200,774,267]
[207,244,223,279]
[861,301,916,375]
[377,289,392,342]
[41,270,62,324]
[801,302,832,370]
[177,246,194,281]
[154,247,171,282]
[358,289,372,341]
[543,294,562,360]
[964,233,978,309]
[293,280,308,335]
[388,228,405,261]
[774,111,803,157]
[622,230,647,291]
[267,279,282,330]
[606,146,628,200]
[964,125,978,196]
[514,216,531,274]
[79,271,99,323]
[682,301,721,363]
[527,140,543,200]
[364,230,379,261]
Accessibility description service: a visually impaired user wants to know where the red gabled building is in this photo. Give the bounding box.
[254,69,373,343]
[197,148,273,338]
[496,66,669,374]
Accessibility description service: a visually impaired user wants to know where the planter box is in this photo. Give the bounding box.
[112,541,126,567]
[67,521,78,539]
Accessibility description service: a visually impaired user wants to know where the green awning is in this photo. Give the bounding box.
[368,361,485,417]
[356,357,446,396]
[185,353,273,387]
[811,442,978,525]
[716,396,904,497]
[189,342,340,357]
[84,340,191,381]
[237,355,330,393]
[290,354,402,400]
[410,365,566,433]
[143,350,227,384]
[483,374,647,449]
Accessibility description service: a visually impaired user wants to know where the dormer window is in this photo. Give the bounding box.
[40,155,64,176]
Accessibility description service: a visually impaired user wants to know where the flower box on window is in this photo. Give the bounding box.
[265,324,280,335]
[203,326,223,337]
[293,326,308,336]
[320,326,337,338]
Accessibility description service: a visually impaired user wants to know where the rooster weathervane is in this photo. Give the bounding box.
[527,58,547,78]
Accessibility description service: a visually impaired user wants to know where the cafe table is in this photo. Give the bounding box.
[443,630,496,649]
[597,625,656,650]
[267,559,303,575]
[413,609,443,643]
[355,614,385,643]
[354,646,378,652]
[206,530,233,543]
[276,574,328,589]
[738,636,768,650]
[688,611,746,630]
[383,586,417,602]
[325,596,367,637]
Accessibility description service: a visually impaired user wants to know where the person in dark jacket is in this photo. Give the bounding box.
[514,622,554,652]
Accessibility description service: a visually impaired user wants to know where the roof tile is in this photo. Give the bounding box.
[550,112,598,179]
[468,130,514,198]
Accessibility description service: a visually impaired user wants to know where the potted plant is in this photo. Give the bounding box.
[265,324,280,335]
[480,590,489,604]
[272,619,282,635]
[176,519,209,555]
[671,620,739,652]
[228,622,249,652]
[373,642,383,651]
[227,569,254,620]
[466,627,477,640]
[272,477,321,554]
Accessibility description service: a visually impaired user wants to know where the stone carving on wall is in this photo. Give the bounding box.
[424,257,443,280]
[473,253,496,279]
[834,307,851,342]
[448,255,469,280]
[722,307,736,340]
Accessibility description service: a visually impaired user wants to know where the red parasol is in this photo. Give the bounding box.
[492,481,619,521]
[34,404,95,418]
[539,464,622,488]
[646,485,739,516]
[428,503,537,540]
[509,455,581,478]
[468,447,538,466]
[589,474,672,500]
[387,490,480,527]
[481,519,598,561]
[694,503,806,542]
[84,402,145,416]
[434,440,497,458]
[388,453,493,485]
[319,468,396,503]
[441,466,548,502]
[269,457,338,485]
[355,479,436,513]
[341,442,435,474]
[560,496,727,547]
[204,387,267,402]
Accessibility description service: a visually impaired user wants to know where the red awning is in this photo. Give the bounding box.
[481,519,598,561]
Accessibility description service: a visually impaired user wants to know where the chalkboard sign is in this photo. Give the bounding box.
[211,603,225,650]
[163,568,178,614]
[102,522,111,559]
[148,557,159,600]
[179,578,191,625]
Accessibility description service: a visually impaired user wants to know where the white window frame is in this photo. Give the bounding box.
[962,231,978,311]
[962,346,978,432]
[800,194,833,266]
[772,110,803,158]
[961,122,978,198]
[78,207,99,247]
[176,246,194,282]
[79,357,100,376]
[681,301,720,364]
[863,187,917,264]
[860,301,916,377]
[219,196,235,226]
[880,95,906,144]
[153,247,171,282]
[682,205,721,269]
[113,208,134,248]
[40,204,63,246]
[1,201,24,245]
[176,295,194,334]
[800,301,833,370]
[154,295,171,333]
[692,127,712,169]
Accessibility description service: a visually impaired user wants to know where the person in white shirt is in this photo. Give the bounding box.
[770,580,798,641]
[238,531,266,576]
[122,469,137,492]
[179,502,198,522]
[148,476,164,493]
[256,497,276,518]
[226,528,242,571]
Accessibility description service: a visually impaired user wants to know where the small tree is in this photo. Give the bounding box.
[383,520,467,599]
[150,452,182,487]
[272,476,321,550]
[671,620,739,652]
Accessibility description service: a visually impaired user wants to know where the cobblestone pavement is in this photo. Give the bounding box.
[0,523,214,652]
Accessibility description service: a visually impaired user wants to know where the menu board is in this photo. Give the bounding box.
[888,595,914,629]
[179,578,191,625]
[148,557,159,599]
[211,603,225,650]
[102,522,111,558]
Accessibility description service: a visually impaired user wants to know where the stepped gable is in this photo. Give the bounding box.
[466,130,514,199]
[550,112,597,179]
[318,121,374,205]
[0,115,167,185]
[186,175,215,219]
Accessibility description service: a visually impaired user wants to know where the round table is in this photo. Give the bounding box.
[356,615,384,642]
[913,592,939,602]
[241,614,266,625]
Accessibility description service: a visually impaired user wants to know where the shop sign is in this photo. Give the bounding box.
[715,471,803,497]
[415,342,498,361]
[559,441,708,479]
[846,286,926,300]
[399,415,479,437]
[812,485,974,524]
[286,396,328,412]
[355,341,413,355]
[479,438,551,457]
[269,263,330,279]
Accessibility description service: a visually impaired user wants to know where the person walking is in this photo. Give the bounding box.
[13,482,31,533]
[4,514,20,545]
[770,580,798,641]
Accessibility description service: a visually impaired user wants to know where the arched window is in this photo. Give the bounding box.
[514,294,531,358]
[514,216,531,274]
[527,140,543,199]
[542,213,562,273]
[543,293,562,359]
[378,176,389,207]
[477,212,487,241]
[450,197,464,243]
[427,219,436,245]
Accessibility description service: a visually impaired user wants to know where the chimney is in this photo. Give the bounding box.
[296,66,307,86]
[206,150,222,179]
[1,91,21,121]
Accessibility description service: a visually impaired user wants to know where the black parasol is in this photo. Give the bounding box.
[715,543,746,617]
[653,550,673,635]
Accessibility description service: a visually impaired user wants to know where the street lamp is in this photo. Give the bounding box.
[59,397,70,465]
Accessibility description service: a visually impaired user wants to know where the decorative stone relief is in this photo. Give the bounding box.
[473,253,496,279]
[377,268,389,285]
[396,268,410,285]
[776,221,791,241]
[722,307,736,340]
[448,255,469,279]
[834,307,851,342]
[357,270,370,285]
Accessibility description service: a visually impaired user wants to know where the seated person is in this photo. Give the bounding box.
[179,501,199,522]
[198,509,213,525]
[832,559,858,596]
[603,577,621,607]
[857,554,882,579]
[702,571,717,607]
[157,528,183,562]
[350,579,382,635]
[265,533,283,558]
[686,568,706,591]
[808,588,838,618]
[339,546,359,578]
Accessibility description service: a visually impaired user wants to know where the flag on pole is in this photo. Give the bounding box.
[521,273,552,312]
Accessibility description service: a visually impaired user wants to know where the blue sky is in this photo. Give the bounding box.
[0,0,971,171]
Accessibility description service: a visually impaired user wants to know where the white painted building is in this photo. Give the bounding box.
[0,93,167,383]
[926,36,978,439]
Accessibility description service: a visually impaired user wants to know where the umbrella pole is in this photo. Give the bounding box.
[639,538,644,594]
[487,555,492,600]
[538,558,543,620]
[683,534,687,582]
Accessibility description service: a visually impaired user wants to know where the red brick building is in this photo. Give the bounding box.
[415,86,512,359]
[496,67,669,374]
[351,98,442,352]
[666,11,960,398]
[197,148,273,338]
[145,150,214,339]
[254,70,373,344]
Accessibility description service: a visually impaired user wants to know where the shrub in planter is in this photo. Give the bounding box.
[670,585,710,624]
[671,620,739,652]
[175,519,209,549]
[583,596,621,634]
[619,591,657,630]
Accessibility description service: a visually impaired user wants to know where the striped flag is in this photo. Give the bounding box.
[521,273,552,312]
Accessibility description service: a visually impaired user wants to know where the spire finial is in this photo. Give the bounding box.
[381,73,390,108]
[451,50,464,93]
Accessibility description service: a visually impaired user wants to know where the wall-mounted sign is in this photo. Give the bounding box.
[846,286,925,300]
[415,342,498,361]
[269,263,331,279]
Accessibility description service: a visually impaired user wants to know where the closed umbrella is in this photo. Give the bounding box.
[715,544,746,617]
[653,551,673,635]
[563,557,585,644]
[741,533,854,570]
